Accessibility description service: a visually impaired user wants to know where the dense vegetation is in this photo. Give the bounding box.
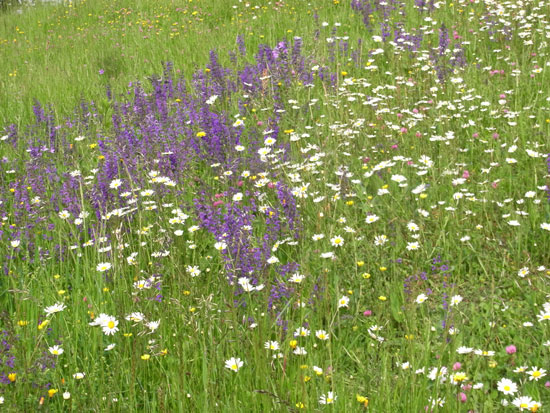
[1,0,550,411]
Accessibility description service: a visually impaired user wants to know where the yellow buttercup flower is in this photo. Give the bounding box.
[38,320,50,330]
[356,395,369,407]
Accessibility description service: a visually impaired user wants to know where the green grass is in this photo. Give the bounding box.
[1,0,550,411]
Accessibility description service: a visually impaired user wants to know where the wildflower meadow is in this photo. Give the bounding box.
[1,0,550,411]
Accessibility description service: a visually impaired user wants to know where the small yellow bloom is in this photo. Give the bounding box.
[196,131,206,137]
[419,193,428,199]
[38,320,50,330]
[189,307,196,313]
[379,267,387,271]
[124,333,133,337]
[356,394,369,407]
[289,340,298,349]
[362,273,371,279]
[378,296,387,301]
[452,372,468,382]
[58,290,66,295]
[183,290,191,295]
[300,364,308,369]
[304,375,311,382]
[18,320,29,326]
[296,402,305,409]
[141,354,151,360]
[48,389,58,397]
[488,360,497,368]
[8,373,16,382]
[341,71,347,77]
[103,287,109,292]
[357,261,364,267]
[160,349,168,356]
[54,274,61,279]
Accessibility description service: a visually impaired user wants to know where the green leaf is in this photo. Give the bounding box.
[390,284,405,324]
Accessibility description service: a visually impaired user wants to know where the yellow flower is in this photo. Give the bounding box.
[48,389,58,397]
[296,402,305,409]
[378,296,387,301]
[18,320,29,326]
[362,273,371,279]
[196,131,206,137]
[289,340,298,349]
[452,372,468,382]
[141,354,151,360]
[304,375,311,382]
[357,261,365,266]
[38,320,50,330]
[8,373,16,382]
[356,394,369,407]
